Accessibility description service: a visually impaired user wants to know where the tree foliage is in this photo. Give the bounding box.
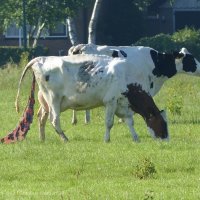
[96,0,174,45]
[133,0,158,11]
[96,0,146,45]
[135,27,200,59]
[0,0,93,46]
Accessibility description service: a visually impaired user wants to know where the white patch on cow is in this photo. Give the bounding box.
[180,47,190,54]
[147,127,169,141]
[160,110,167,121]
[160,110,169,140]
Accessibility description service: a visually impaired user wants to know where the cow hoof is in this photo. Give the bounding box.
[60,133,68,142]
[71,120,77,125]
[39,139,45,143]
[133,135,140,142]
[118,118,124,123]
[62,137,69,143]
[104,138,110,143]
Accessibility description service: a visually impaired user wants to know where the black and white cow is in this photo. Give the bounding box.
[68,44,200,126]
[15,54,169,142]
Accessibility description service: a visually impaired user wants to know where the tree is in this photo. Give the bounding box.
[66,0,102,45]
[88,0,103,44]
[67,17,80,46]
[96,0,145,45]
[95,0,174,45]
[0,0,91,47]
[66,0,168,46]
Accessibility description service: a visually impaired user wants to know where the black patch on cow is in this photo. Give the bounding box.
[182,54,197,73]
[112,50,119,58]
[45,75,49,81]
[120,50,127,57]
[78,62,95,82]
[150,82,153,89]
[150,50,177,78]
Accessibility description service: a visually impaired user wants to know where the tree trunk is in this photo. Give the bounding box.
[67,17,80,45]
[88,0,102,44]
[32,22,45,48]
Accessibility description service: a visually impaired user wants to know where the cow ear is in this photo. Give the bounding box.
[112,50,119,58]
[120,50,127,58]
[173,51,184,59]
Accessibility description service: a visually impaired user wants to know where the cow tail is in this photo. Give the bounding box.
[15,58,38,113]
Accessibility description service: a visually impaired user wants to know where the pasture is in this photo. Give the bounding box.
[0,65,200,200]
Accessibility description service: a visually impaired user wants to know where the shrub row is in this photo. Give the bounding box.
[1,27,200,67]
[0,46,48,67]
[134,27,200,60]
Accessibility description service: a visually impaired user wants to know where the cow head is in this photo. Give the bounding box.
[175,48,200,75]
[122,83,169,140]
[68,43,97,55]
[147,110,169,140]
[151,47,200,78]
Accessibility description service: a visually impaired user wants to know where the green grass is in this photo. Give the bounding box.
[0,66,200,199]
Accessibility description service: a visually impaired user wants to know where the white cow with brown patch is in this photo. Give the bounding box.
[15,54,169,142]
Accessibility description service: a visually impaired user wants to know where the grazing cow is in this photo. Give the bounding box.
[15,54,168,142]
[69,44,200,126]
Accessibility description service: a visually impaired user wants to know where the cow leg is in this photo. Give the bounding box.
[49,101,68,142]
[104,101,117,142]
[115,99,139,142]
[37,106,48,141]
[52,115,68,142]
[85,110,90,124]
[37,90,49,141]
[71,110,77,125]
[72,110,90,124]
[124,117,139,142]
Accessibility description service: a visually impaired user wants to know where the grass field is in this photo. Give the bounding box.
[0,65,200,200]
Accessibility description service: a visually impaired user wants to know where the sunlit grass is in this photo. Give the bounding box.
[0,67,200,199]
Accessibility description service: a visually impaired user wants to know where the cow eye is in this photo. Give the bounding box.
[149,113,153,118]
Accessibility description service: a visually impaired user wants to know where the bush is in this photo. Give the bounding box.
[134,157,156,179]
[166,88,183,115]
[0,46,48,67]
[172,27,200,59]
[135,33,177,52]
[19,51,30,68]
[172,27,200,44]
[134,27,200,60]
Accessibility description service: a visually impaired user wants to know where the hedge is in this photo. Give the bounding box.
[0,46,48,67]
[134,27,200,60]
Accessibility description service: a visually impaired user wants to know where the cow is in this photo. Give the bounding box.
[68,44,200,126]
[15,54,169,142]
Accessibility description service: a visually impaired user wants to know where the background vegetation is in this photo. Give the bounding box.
[0,50,200,199]
[135,27,200,59]
[0,46,48,67]
[1,27,200,68]
[96,0,145,45]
